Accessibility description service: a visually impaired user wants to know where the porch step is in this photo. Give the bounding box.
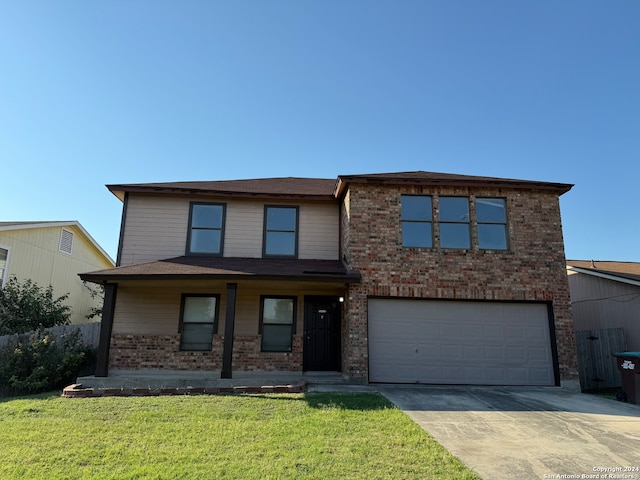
[76,370,359,390]
[302,371,357,385]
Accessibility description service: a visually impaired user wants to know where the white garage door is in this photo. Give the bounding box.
[368,299,555,385]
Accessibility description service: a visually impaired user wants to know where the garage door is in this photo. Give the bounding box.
[368,299,555,385]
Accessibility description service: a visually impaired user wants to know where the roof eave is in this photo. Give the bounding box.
[566,266,640,287]
[107,185,335,202]
[335,176,573,198]
[80,272,361,284]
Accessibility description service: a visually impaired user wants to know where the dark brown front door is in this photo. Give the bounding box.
[303,296,341,371]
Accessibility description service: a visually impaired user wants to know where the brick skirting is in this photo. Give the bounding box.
[109,334,303,372]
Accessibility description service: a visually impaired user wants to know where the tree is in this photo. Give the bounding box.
[83,281,104,321]
[0,277,71,336]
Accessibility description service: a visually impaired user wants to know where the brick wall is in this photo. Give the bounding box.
[340,183,578,382]
[109,333,303,372]
[232,335,303,371]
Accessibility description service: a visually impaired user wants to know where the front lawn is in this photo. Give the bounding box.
[0,392,480,479]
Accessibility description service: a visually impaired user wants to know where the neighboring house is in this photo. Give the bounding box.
[567,260,640,350]
[0,221,115,325]
[81,171,578,387]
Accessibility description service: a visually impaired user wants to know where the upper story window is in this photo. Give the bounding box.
[187,203,226,255]
[401,195,508,251]
[476,198,508,250]
[263,206,298,257]
[401,195,432,248]
[439,197,470,249]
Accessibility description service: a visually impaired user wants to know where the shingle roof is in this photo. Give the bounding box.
[107,171,573,202]
[335,171,573,197]
[566,260,640,283]
[107,177,337,202]
[80,256,361,284]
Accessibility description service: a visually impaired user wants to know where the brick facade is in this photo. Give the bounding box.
[109,333,303,372]
[340,183,578,382]
[100,174,578,385]
[232,336,303,372]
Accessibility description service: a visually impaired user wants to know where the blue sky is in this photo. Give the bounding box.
[2,1,639,262]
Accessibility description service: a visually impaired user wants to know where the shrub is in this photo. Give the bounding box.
[83,281,104,321]
[0,277,71,335]
[0,330,96,396]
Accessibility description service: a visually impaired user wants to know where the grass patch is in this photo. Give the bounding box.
[584,387,623,401]
[0,392,480,479]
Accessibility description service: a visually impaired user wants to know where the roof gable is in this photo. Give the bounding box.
[0,221,114,266]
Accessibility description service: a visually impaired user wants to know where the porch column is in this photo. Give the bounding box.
[95,283,117,377]
[221,283,237,379]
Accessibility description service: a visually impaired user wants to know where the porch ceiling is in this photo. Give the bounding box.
[79,256,361,284]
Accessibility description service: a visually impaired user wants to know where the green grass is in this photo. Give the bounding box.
[584,387,622,400]
[0,392,480,480]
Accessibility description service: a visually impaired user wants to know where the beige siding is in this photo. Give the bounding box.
[224,201,263,257]
[112,280,344,337]
[568,273,640,350]
[119,195,190,265]
[120,195,340,264]
[233,280,343,335]
[224,200,340,259]
[0,225,114,324]
[298,202,339,259]
[113,285,185,335]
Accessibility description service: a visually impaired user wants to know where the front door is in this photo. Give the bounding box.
[303,296,341,371]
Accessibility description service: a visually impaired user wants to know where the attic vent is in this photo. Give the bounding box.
[59,229,73,254]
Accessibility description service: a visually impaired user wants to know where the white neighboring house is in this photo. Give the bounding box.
[0,221,114,324]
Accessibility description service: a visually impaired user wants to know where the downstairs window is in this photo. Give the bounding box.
[179,295,219,351]
[259,296,296,352]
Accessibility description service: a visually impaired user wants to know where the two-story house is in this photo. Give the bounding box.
[1,221,114,325]
[80,171,578,387]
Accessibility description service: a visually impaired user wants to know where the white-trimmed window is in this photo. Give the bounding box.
[0,246,9,288]
[59,229,74,254]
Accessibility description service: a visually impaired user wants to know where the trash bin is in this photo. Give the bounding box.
[613,352,640,405]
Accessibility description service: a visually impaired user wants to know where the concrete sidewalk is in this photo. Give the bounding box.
[378,385,640,480]
[66,369,375,397]
[77,369,352,389]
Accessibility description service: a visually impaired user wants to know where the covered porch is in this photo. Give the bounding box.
[80,256,361,380]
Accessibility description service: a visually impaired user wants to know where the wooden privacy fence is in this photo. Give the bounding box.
[0,322,100,349]
[575,327,626,391]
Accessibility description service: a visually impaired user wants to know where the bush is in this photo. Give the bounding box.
[83,281,104,321]
[0,277,71,335]
[0,330,96,396]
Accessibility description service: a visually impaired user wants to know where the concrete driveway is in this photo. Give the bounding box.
[377,385,640,480]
